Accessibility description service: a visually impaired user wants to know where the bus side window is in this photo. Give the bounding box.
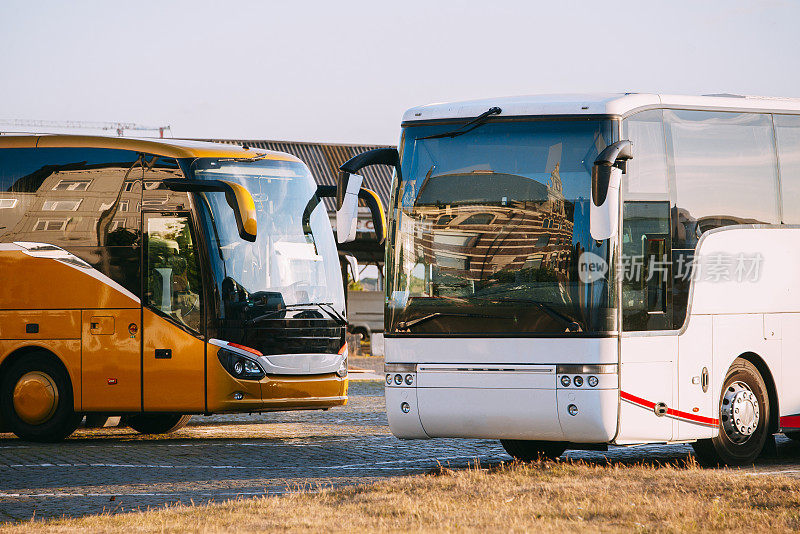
[666,110,781,329]
[776,115,800,224]
[622,111,672,332]
[145,214,203,333]
[621,201,671,331]
[0,147,143,296]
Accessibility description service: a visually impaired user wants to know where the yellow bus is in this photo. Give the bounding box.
[0,134,383,441]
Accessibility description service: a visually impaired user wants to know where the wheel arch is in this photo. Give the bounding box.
[348,324,372,338]
[735,352,779,434]
[0,345,77,408]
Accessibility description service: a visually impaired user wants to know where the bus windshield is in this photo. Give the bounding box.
[192,158,345,324]
[387,118,615,335]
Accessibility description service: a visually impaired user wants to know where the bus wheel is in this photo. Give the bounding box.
[0,352,82,442]
[500,439,566,461]
[125,414,192,434]
[692,359,770,466]
[352,327,370,342]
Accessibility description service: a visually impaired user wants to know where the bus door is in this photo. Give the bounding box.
[81,153,144,412]
[81,308,142,411]
[618,200,675,441]
[141,210,206,412]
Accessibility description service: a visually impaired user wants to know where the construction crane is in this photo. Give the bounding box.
[0,119,171,138]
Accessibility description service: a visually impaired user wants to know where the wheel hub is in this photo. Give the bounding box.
[721,381,759,444]
[13,371,59,425]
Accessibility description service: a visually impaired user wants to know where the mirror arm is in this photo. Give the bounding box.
[315,185,336,198]
[340,148,400,175]
[338,148,401,210]
[594,140,633,168]
[302,185,337,235]
[163,178,256,242]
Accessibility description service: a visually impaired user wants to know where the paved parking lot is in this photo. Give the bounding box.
[2,379,800,523]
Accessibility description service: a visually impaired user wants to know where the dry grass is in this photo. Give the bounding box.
[4,458,800,533]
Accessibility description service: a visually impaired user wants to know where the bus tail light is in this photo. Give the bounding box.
[336,343,348,377]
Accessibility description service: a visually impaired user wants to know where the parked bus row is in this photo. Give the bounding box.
[5,93,800,467]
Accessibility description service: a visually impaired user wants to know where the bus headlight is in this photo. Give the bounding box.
[560,376,571,387]
[587,376,599,387]
[217,348,265,380]
[336,357,348,378]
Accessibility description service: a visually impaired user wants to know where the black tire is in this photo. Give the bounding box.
[692,359,770,466]
[0,352,82,442]
[126,414,192,434]
[351,327,370,342]
[500,439,567,461]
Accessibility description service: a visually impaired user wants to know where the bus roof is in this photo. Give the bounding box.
[402,93,800,123]
[0,134,301,162]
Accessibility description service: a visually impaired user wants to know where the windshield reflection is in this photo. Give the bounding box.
[387,119,614,335]
[192,158,344,328]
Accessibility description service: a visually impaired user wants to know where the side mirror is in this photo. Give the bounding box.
[314,183,386,245]
[336,147,398,245]
[163,178,257,242]
[358,187,386,245]
[590,140,632,241]
[336,173,362,243]
[343,253,360,283]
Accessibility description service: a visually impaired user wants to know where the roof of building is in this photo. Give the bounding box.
[402,93,800,122]
[0,134,299,161]
[208,138,394,211]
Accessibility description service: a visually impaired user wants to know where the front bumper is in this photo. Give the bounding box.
[385,362,618,442]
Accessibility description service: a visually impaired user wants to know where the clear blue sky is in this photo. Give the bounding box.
[1,0,798,145]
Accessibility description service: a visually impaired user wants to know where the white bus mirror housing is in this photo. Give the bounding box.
[344,253,360,282]
[590,140,632,241]
[590,165,622,241]
[336,173,363,243]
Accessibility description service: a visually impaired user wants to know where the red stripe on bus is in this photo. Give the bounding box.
[780,415,800,428]
[620,390,719,427]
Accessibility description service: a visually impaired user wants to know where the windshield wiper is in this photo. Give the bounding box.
[472,297,582,332]
[420,107,502,140]
[395,311,509,331]
[246,302,346,326]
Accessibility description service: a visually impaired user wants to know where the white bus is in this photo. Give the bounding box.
[340,94,800,465]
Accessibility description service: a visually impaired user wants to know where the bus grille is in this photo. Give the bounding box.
[220,318,346,356]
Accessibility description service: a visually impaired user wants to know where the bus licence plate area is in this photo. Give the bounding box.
[415,364,555,389]
[414,365,561,439]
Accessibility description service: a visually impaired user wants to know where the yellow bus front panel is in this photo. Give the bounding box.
[206,343,347,413]
[142,307,205,412]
